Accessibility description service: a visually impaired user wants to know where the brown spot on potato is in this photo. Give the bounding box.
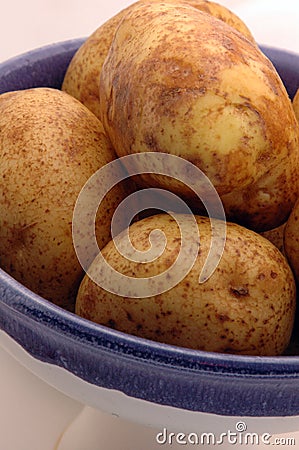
[107,319,116,329]
[230,286,249,297]
[126,311,133,322]
[215,313,231,322]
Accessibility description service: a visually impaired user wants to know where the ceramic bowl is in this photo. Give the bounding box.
[1,39,299,433]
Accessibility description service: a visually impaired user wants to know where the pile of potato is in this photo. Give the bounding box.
[1,0,299,356]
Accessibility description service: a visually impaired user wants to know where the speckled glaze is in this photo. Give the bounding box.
[1,40,299,417]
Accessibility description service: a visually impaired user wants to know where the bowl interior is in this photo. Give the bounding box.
[0,40,299,419]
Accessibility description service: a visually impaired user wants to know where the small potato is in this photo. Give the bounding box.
[62,0,255,119]
[99,1,299,232]
[284,199,299,284]
[182,0,255,41]
[293,88,299,122]
[260,223,286,255]
[62,6,127,119]
[0,88,130,310]
[76,214,296,356]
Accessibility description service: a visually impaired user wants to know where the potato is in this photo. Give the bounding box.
[284,199,299,284]
[76,214,296,356]
[260,223,286,255]
[99,1,299,232]
[62,0,255,119]
[183,0,255,42]
[0,88,130,310]
[293,88,299,122]
[62,6,127,119]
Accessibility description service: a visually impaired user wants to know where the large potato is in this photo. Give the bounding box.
[62,0,255,119]
[284,199,299,284]
[0,88,130,310]
[76,214,296,356]
[99,1,299,232]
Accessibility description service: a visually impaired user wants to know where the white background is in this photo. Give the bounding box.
[0,0,299,64]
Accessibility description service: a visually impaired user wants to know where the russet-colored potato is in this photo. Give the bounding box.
[76,214,296,356]
[0,88,130,310]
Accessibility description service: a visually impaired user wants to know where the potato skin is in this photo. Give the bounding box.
[76,214,296,356]
[260,223,286,254]
[98,2,299,232]
[62,6,128,119]
[284,199,299,284]
[183,0,254,42]
[0,88,129,310]
[62,0,255,119]
[293,88,299,122]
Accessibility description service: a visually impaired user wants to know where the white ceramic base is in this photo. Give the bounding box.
[58,406,299,450]
[1,330,299,441]
[1,332,299,450]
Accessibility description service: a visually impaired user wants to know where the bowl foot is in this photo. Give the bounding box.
[57,406,299,450]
